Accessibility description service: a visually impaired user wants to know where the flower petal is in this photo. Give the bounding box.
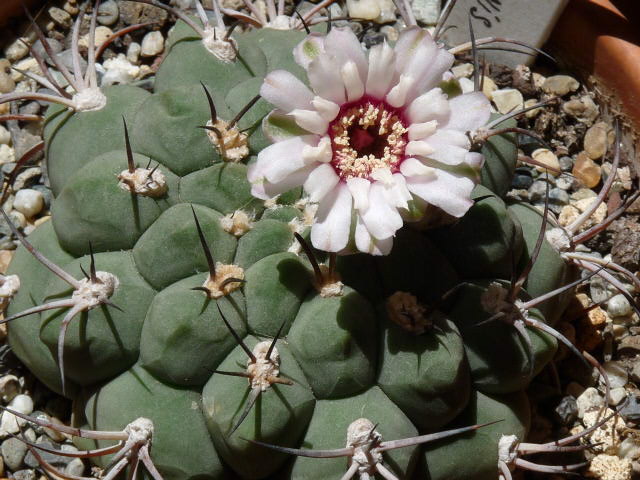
[303,136,332,163]
[341,60,365,102]
[312,96,340,122]
[249,161,316,200]
[422,129,472,165]
[386,74,415,108]
[366,42,396,99]
[293,33,325,69]
[406,88,450,124]
[444,92,492,132]
[400,158,437,177]
[360,182,403,240]
[261,70,314,112]
[258,135,318,183]
[261,110,309,143]
[347,177,371,211]
[311,183,353,252]
[408,120,438,141]
[323,27,368,82]
[406,170,475,217]
[304,163,340,202]
[355,216,393,255]
[308,54,346,104]
[290,109,329,135]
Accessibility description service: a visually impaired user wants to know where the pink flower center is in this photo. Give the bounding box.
[329,98,408,181]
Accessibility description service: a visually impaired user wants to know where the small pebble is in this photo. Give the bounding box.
[0,59,15,94]
[562,95,599,124]
[491,88,523,114]
[13,468,36,480]
[618,436,640,461]
[608,387,627,406]
[584,122,610,160]
[549,187,570,206]
[13,168,42,191]
[528,180,550,203]
[573,151,601,187]
[102,54,140,86]
[451,63,473,79]
[0,375,20,403]
[1,437,28,471]
[542,74,580,96]
[48,7,73,29]
[361,31,385,48]
[588,454,632,480]
[523,98,542,119]
[13,189,44,219]
[554,395,578,425]
[631,361,640,383]
[608,294,633,318]
[0,394,34,436]
[97,0,120,25]
[558,156,573,171]
[4,39,29,63]
[79,26,113,48]
[531,148,560,174]
[511,173,533,190]
[556,175,576,190]
[0,126,11,145]
[126,42,142,64]
[576,386,603,418]
[620,395,640,422]
[481,76,498,99]
[601,361,628,389]
[65,458,86,477]
[141,31,165,57]
[0,145,15,165]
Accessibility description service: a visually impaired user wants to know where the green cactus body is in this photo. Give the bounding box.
[4,19,577,480]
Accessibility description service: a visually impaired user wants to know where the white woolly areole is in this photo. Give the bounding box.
[117,168,168,197]
[247,341,280,391]
[346,418,383,474]
[72,87,107,112]
[202,263,245,299]
[265,15,296,30]
[313,265,343,298]
[220,210,253,237]
[71,272,119,309]
[546,227,572,252]
[202,27,237,63]
[124,417,154,445]
[206,118,249,162]
[497,434,519,466]
[0,274,20,299]
[480,281,510,314]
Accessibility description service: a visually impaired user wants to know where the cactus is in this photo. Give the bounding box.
[0,1,635,479]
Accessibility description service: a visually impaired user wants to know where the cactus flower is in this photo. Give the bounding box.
[249,26,492,255]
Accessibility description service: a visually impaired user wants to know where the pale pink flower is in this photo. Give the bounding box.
[248,26,491,255]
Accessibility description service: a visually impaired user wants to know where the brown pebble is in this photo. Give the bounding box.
[587,306,608,326]
[584,122,611,159]
[0,59,15,94]
[573,151,601,188]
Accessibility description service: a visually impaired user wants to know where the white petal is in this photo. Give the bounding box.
[308,54,346,104]
[304,164,339,202]
[444,92,492,132]
[312,96,340,122]
[366,42,396,99]
[360,182,403,240]
[406,88,450,124]
[290,109,329,135]
[406,140,435,157]
[466,152,485,170]
[400,158,436,177]
[323,27,368,83]
[258,135,317,183]
[393,27,432,73]
[293,33,325,69]
[370,167,393,185]
[347,177,371,211]
[311,183,353,252]
[388,173,412,209]
[413,48,455,94]
[406,170,475,217]
[386,74,415,108]
[341,60,365,102]
[261,70,313,112]
[261,110,309,143]
[302,136,332,163]
[355,216,393,255]
[423,129,471,165]
[250,162,316,200]
[408,120,438,141]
